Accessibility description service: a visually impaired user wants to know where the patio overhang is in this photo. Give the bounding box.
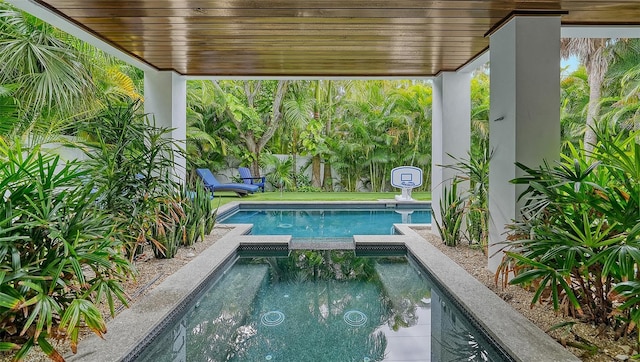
[5,1,640,275]
[6,0,640,78]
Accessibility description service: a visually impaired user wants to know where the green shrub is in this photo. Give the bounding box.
[0,138,133,359]
[434,179,466,247]
[181,182,217,247]
[500,127,640,332]
[262,154,294,191]
[439,148,491,250]
[80,100,181,260]
[148,198,184,259]
[150,183,218,258]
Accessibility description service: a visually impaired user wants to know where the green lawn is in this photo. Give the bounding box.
[212,191,432,206]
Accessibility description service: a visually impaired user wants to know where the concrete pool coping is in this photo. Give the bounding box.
[67,202,579,362]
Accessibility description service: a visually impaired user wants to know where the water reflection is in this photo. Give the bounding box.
[135,251,508,362]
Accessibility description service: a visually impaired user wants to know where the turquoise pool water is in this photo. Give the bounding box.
[219,209,431,238]
[134,251,509,361]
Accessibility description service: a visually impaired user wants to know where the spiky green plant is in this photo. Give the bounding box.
[439,148,492,250]
[80,100,181,260]
[0,138,133,360]
[434,179,466,247]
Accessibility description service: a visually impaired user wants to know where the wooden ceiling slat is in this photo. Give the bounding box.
[131,51,482,58]
[46,0,639,10]
[78,17,495,26]
[112,37,487,44]
[102,33,486,41]
[41,0,531,10]
[95,28,486,35]
[128,46,487,53]
[129,52,487,59]
[57,8,510,19]
[32,0,640,77]
[90,24,488,32]
[178,66,453,71]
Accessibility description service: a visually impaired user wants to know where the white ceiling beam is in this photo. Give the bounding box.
[562,25,640,38]
[457,50,489,74]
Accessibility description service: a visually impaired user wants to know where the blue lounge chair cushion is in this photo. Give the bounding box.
[196,168,259,196]
[238,167,266,192]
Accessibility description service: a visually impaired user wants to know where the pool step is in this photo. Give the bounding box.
[135,264,269,361]
[289,237,355,250]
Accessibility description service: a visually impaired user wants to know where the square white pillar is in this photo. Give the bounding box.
[431,72,471,236]
[144,71,187,183]
[488,16,561,272]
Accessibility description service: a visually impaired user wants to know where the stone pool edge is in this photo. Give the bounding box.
[67,203,579,362]
[393,224,579,362]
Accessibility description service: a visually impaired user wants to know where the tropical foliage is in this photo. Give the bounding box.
[209,80,290,177]
[185,79,434,192]
[0,139,133,360]
[561,38,614,153]
[499,127,640,334]
[437,147,492,249]
[434,179,466,247]
[0,2,142,144]
[79,100,182,259]
[0,5,94,118]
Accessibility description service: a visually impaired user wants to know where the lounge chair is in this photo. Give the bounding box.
[196,168,259,196]
[238,167,266,192]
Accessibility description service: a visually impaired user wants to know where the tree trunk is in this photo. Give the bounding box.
[322,95,333,191]
[291,153,298,190]
[584,69,603,155]
[311,81,323,187]
[322,159,332,191]
[311,155,322,188]
[247,141,260,177]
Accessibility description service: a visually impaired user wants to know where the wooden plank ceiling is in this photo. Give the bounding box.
[34,0,640,77]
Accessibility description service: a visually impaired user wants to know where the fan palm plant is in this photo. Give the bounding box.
[500,126,640,331]
[0,4,95,118]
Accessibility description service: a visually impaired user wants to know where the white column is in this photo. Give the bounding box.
[487,16,561,272]
[144,71,187,183]
[431,72,471,236]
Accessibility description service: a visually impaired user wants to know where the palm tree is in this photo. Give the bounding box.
[470,69,490,158]
[388,81,433,190]
[331,113,371,191]
[560,67,590,153]
[282,81,314,189]
[601,39,640,133]
[0,3,143,144]
[185,80,237,179]
[561,38,614,154]
[0,4,95,120]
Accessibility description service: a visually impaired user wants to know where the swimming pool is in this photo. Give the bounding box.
[68,210,579,362]
[132,251,510,361]
[218,202,431,239]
